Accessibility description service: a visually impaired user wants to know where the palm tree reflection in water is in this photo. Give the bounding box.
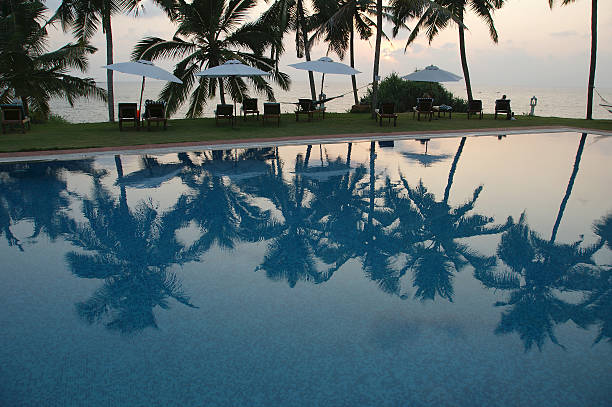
[477,134,611,350]
[0,160,105,251]
[2,138,610,345]
[65,179,198,334]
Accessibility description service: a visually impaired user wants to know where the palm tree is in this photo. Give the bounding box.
[393,0,505,102]
[371,0,383,116]
[258,0,317,99]
[549,0,597,119]
[311,0,391,105]
[0,0,106,118]
[55,0,141,122]
[132,0,289,118]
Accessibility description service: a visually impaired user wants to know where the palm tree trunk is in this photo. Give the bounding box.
[103,2,115,122]
[218,78,226,104]
[586,0,597,119]
[350,19,359,105]
[20,96,29,117]
[371,0,383,118]
[368,141,376,228]
[550,133,587,243]
[304,145,312,168]
[115,155,127,210]
[457,11,473,103]
[298,0,317,100]
[347,143,352,167]
[443,137,466,205]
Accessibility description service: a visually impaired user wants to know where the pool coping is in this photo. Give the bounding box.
[0,125,610,163]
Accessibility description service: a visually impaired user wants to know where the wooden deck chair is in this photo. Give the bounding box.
[118,103,139,131]
[295,99,316,122]
[1,104,31,134]
[467,100,483,119]
[263,103,281,127]
[376,103,398,127]
[215,104,234,126]
[143,100,167,131]
[242,98,259,120]
[414,98,434,121]
[495,99,512,120]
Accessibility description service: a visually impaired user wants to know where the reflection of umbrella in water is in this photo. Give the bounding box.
[296,166,352,180]
[399,139,451,167]
[200,158,270,180]
[400,151,451,167]
[116,157,184,188]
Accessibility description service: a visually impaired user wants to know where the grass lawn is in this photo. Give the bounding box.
[1,112,610,153]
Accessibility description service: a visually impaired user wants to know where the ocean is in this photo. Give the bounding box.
[49,80,612,123]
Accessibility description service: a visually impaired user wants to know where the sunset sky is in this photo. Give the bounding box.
[44,0,612,88]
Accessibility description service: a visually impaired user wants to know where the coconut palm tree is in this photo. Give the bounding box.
[0,0,106,118]
[371,0,383,116]
[310,0,399,105]
[55,0,142,122]
[392,0,505,102]
[132,0,289,118]
[258,0,317,99]
[549,1,597,119]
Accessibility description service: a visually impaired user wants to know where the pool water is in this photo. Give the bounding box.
[1,132,611,406]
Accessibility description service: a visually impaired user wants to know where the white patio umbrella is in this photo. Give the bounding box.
[196,60,270,116]
[288,57,360,103]
[401,65,462,82]
[103,60,183,118]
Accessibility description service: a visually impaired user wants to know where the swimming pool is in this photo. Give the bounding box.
[1,131,610,406]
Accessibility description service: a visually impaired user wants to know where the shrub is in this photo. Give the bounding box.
[361,73,467,112]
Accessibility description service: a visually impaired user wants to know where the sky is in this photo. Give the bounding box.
[43,0,612,88]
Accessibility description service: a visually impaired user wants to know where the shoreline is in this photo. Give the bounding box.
[1,125,609,162]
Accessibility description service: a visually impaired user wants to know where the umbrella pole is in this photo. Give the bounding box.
[139,76,146,121]
[320,73,325,100]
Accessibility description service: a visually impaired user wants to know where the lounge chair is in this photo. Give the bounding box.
[215,104,234,126]
[495,99,512,120]
[118,103,139,131]
[1,104,30,134]
[467,99,483,119]
[414,98,434,121]
[143,100,167,131]
[242,98,259,121]
[295,99,317,122]
[376,103,398,127]
[263,102,281,127]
